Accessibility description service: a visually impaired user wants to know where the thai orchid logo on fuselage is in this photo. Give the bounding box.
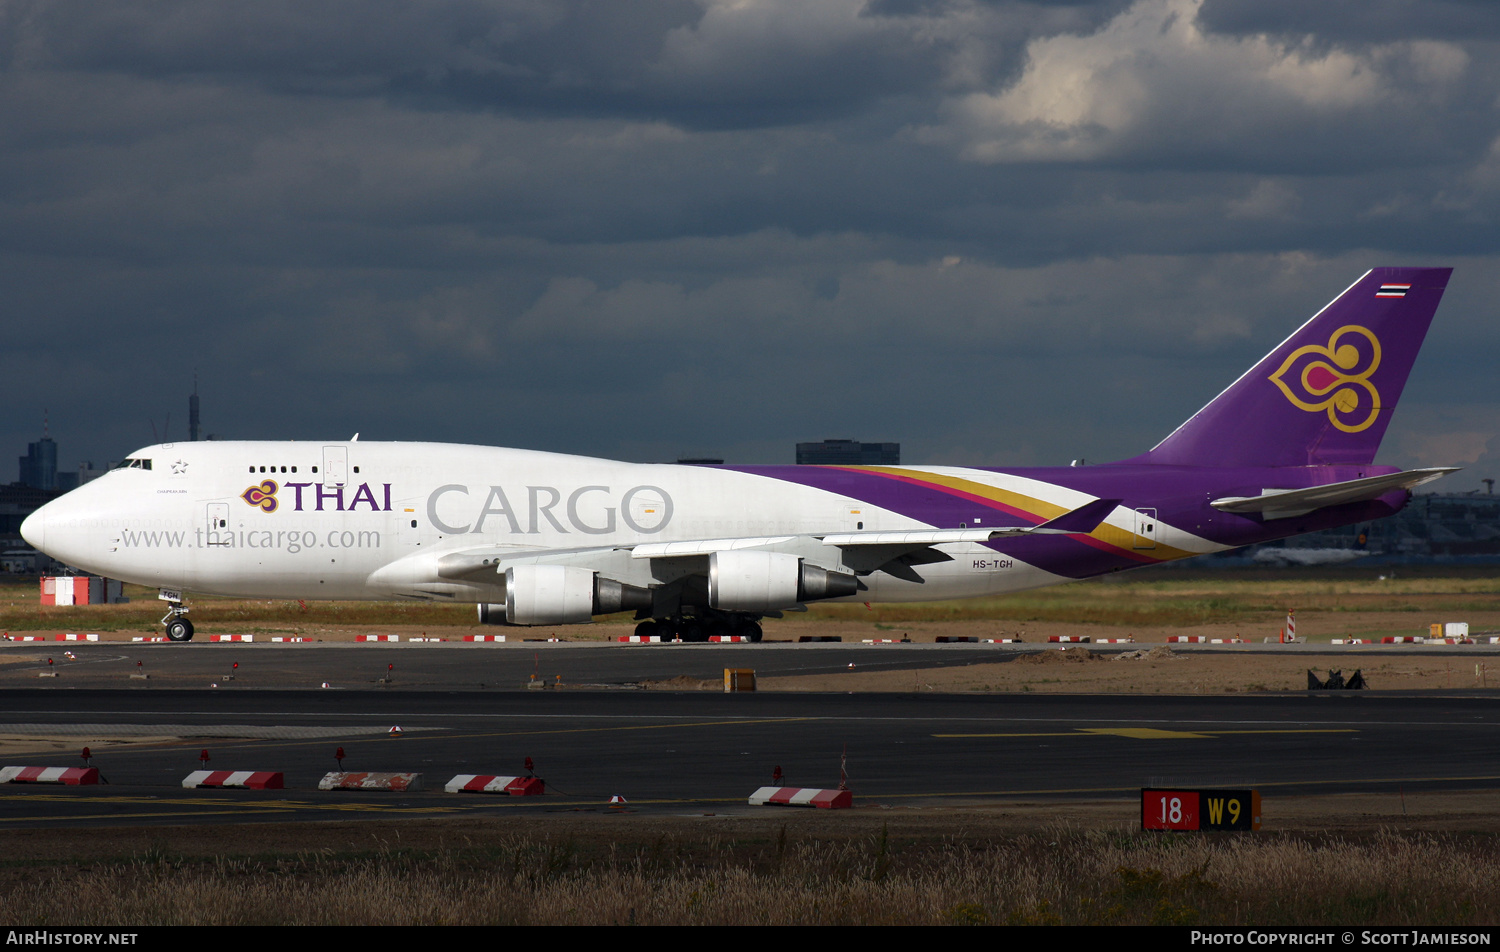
[1268,324,1382,433]
[242,480,278,513]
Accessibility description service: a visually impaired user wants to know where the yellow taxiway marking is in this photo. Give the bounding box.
[1080,727,1216,739]
[932,728,1359,739]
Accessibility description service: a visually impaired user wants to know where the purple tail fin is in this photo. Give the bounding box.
[1136,267,1451,468]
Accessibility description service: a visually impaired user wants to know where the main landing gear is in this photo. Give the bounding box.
[635,611,762,643]
[159,589,194,642]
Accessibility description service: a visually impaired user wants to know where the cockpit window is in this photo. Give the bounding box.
[113,458,152,470]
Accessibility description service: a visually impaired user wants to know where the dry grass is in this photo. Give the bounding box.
[4,568,1498,635]
[2,827,1495,925]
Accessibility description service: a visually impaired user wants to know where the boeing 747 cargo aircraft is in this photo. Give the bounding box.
[22,268,1455,641]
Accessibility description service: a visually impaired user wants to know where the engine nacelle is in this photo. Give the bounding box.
[709,550,859,611]
[507,564,594,625]
[480,565,655,626]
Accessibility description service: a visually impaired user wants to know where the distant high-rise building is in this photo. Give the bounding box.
[18,415,58,491]
[796,439,900,466]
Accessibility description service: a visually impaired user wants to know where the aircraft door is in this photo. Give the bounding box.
[1133,509,1158,549]
[840,505,868,531]
[390,491,425,555]
[322,446,348,487]
[205,503,230,546]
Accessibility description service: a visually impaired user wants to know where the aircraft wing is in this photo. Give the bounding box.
[1210,467,1458,520]
[819,496,1123,546]
[416,498,1122,588]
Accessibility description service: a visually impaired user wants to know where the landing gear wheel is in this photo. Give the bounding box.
[747,621,763,643]
[635,620,660,640]
[680,619,706,643]
[166,618,195,642]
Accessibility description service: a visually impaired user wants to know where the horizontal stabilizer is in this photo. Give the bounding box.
[1210,468,1457,520]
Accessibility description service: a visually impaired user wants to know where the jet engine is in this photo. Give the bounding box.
[708,550,858,612]
[477,564,652,626]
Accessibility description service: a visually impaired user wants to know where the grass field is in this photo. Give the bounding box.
[5,566,1499,634]
[3,818,1498,926]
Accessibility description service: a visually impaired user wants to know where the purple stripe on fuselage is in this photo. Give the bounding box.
[721,463,1409,579]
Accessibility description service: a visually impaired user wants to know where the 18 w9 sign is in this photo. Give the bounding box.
[1141,789,1260,831]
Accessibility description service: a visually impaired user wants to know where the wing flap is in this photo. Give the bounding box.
[821,497,1122,546]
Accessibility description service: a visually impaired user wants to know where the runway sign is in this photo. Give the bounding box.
[1142,788,1260,831]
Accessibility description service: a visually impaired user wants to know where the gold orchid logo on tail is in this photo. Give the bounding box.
[1268,325,1382,433]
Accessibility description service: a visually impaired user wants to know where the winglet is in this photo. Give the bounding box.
[1031,498,1121,534]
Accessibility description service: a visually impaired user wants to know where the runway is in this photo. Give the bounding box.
[1,681,1497,829]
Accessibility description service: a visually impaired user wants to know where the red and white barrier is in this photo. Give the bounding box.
[355,635,400,643]
[211,634,254,643]
[56,633,99,642]
[318,772,423,791]
[982,638,1023,643]
[1168,636,1209,643]
[270,637,311,643]
[618,635,666,643]
[861,639,900,644]
[407,637,446,642]
[709,635,753,643]
[182,770,284,790]
[1210,638,1245,644]
[1382,636,1423,644]
[1048,635,1091,643]
[749,786,852,809]
[39,577,124,606]
[131,636,168,643]
[1094,637,1135,644]
[444,774,545,795]
[0,766,99,785]
[463,635,506,642]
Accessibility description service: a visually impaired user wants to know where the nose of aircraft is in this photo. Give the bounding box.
[20,507,44,552]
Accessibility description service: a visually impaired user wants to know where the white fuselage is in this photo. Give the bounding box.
[22,440,1218,606]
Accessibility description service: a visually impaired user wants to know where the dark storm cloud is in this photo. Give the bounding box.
[1198,0,1500,44]
[2,0,1498,488]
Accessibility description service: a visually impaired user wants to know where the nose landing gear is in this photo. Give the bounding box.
[159,588,194,642]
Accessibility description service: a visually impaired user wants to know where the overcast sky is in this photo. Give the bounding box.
[4,0,1498,487]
